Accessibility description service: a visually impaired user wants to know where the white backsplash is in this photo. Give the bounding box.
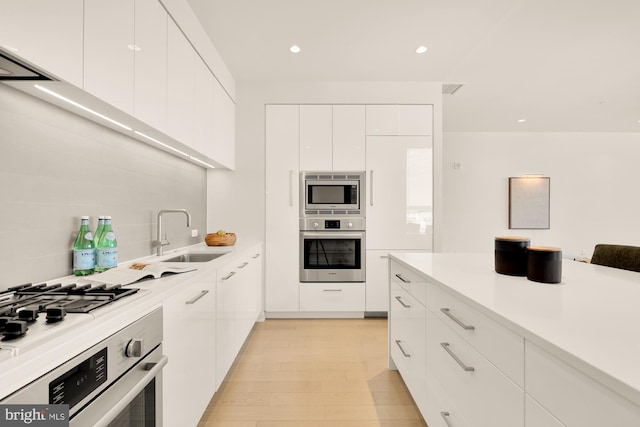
[0,84,206,288]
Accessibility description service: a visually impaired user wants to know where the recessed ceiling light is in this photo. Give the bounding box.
[128,44,141,51]
[416,46,428,54]
[289,45,301,53]
[518,119,526,123]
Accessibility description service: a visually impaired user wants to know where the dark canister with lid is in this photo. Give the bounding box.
[495,236,530,276]
[527,246,562,284]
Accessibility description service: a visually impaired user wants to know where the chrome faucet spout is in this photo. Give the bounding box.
[156,209,192,256]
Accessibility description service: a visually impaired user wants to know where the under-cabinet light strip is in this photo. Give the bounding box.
[189,155,216,168]
[134,131,190,157]
[34,84,133,131]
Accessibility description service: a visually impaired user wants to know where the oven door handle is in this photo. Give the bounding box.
[301,232,364,239]
[81,355,168,427]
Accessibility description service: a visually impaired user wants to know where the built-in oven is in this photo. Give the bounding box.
[300,218,365,282]
[0,307,166,427]
[300,171,365,216]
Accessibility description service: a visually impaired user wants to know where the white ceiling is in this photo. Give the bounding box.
[187,0,640,132]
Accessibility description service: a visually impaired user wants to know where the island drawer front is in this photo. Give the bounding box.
[426,282,524,387]
[427,309,524,427]
[424,370,472,427]
[390,261,426,305]
[525,395,565,427]
[390,282,427,415]
[526,341,640,427]
[299,282,365,311]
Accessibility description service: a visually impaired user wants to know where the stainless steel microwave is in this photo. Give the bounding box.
[300,171,365,216]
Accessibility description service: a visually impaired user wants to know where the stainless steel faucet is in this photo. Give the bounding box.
[156,209,192,256]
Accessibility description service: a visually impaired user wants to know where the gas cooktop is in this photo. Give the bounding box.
[0,281,144,354]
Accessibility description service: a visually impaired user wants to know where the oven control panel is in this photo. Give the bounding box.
[299,217,365,231]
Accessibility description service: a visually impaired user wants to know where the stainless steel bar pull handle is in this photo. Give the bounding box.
[441,308,475,330]
[222,271,236,280]
[395,296,411,308]
[395,273,411,283]
[323,289,342,292]
[252,253,261,258]
[369,170,374,206]
[238,262,249,269]
[185,290,209,305]
[289,170,294,207]
[395,340,411,358]
[440,411,454,427]
[441,342,475,372]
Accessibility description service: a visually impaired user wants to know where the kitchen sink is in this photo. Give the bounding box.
[163,252,229,263]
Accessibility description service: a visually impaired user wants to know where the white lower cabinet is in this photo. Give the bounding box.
[525,341,640,427]
[427,308,524,427]
[216,245,263,389]
[424,371,472,427]
[162,275,216,427]
[389,281,427,416]
[299,283,365,312]
[525,395,565,427]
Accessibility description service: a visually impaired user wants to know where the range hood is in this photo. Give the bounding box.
[0,51,51,80]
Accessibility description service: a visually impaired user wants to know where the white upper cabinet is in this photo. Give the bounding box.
[134,0,168,133]
[299,104,366,171]
[299,105,333,171]
[84,0,135,114]
[366,135,433,250]
[166,18,195,146]
[0,0,84,87]
[211,78,236,169]
[194,56,215,159]
[333,105,366,170]
[366,105,433,136]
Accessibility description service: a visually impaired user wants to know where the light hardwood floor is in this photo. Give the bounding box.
[197,318,427,427]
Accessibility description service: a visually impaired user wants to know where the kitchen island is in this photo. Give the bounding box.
[388,252,640,427]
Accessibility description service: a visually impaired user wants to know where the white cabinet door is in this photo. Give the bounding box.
[299,105,332,171]
[366,105,433,136]
[194,56,215,159]
[216,261,238,389]
[365,250,391,312]
[134,0,167,132]
[333,105,366,171]
[166,18,194,146]
[84,0,135,114]
[0,0,83,87]
[211,78,236,169]
[265,105,300,313]
[526,395,565,427]
[163,277,216,427]
[366,135,433,250]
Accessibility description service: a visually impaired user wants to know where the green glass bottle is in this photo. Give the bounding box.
[73,216,96,276]
[94,216,105,248]
[96,216,118,272]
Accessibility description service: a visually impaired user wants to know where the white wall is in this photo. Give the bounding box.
[207,81,444,249]
[0,84,206,287]
[442,132,640,258]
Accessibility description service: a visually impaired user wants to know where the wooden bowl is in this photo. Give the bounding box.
[205,233,236,246]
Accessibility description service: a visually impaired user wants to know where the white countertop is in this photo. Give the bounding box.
[389,252,640,406]
[0,240,261,401]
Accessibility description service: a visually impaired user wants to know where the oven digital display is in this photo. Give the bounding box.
[325,220,340,229]
[49,348,107,409]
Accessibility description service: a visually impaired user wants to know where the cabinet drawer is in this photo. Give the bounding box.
[427,282,524,387]
[390,261,426,305]
[424,371,472,427]
[389,282,426,413]
[526,341,640,427]
[299,283,364,311]
[427,310,524,427]
[525,395,565,427]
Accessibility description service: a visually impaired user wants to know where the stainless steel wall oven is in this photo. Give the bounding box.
[299,218,365,282]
